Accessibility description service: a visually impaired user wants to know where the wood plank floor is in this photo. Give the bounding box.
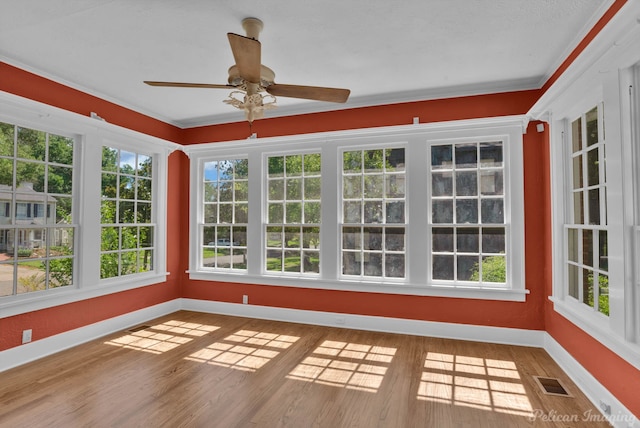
[0,311,611,427]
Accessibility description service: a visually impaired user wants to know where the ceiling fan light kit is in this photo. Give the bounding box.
[144,17,350,123]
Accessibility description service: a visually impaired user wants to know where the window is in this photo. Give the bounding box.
[430,142,507,284]
[266,153,321,274]
[100,146,155,279]
[341,148,406,279]
[187,117,525,300]
[565,106,609,315]
[0,121,75,297]
[201,158,248,270]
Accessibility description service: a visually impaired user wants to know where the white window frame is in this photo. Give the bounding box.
[0,91,178,318]
[186,116,527,301]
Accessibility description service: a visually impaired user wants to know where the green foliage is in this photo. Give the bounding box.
[586,272,610,316]
[18,272,46,292]
[470,256,506,283]
[17,247,32,257]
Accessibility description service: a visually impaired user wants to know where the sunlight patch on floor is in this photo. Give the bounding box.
[287,340,396,393]
[104,320,220,354]
[417,352,533,417]
[185,329,299,372]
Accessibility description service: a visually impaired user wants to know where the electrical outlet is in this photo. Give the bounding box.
[599,400,611,415]
[22,329,32,344]
[242,295,248,304]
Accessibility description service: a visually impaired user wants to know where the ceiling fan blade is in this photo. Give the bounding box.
[266,84,350,103]
[144,81,234,89]
[227,33,261,84]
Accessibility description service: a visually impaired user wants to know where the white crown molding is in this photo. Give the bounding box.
[0,90,181,152]
[528,0,640,120]
[535,0,618,89]
[0,56,183,128]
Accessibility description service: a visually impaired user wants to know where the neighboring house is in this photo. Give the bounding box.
[0,182,57,253]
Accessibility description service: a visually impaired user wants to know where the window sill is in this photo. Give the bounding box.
[549,296,640,371]
[0,272,169,319]
[187,271,528,301]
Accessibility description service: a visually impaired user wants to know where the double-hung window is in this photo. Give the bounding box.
[100,147,155,279]
[188,117,526,300]
[565,106,609,315]
[201,158,248,271]
[430,141,507,284]
[266,153,321,274]
[0,122,75,297]
[341,147,406,279]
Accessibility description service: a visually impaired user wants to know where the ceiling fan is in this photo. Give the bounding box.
[144,17,350,123]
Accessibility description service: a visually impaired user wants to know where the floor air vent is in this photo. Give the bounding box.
[126,325,151,333]
[533,376,572,397]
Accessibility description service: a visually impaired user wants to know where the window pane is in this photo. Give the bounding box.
[599,230,608,271]
[482,228,505,254]
[0,122,15,156]
[457,255,478,281]
[582,229,593,267]
[587,148,599,186]
[573,192,584,224]
[481,199,504,224]
[304,153,321,174]
[269,179,285,200]
[343,201,361,223]
[480,171,503,196]
[567,228,578,263]
[480,142,502,167]
[571,118,582,153]
[588,189,600,225]
[456,199,478,224]
[364,175,383,198]
[343,227,361,250]
[268,156,285,178]
[433,255,454,280]
[303,251,320,273]
[343,151,362,173]
[0,158,13,186]
[456,171,477,196]
[363,227,383,251]
[386,201,405,223]
[385,228,405,251]
[455,144,477,169]
[572,156,583,189]
[385,254,404,278]
[364,150,384,172]
[17,127,46,161]
[363,253,383,276]
[431,145,452,169]
[343,252,360,275]
[585,107,598,147]
[302,227,320,249]
[363,201,383,223]
[457,228,479,253]
[568,264,579,298]
[433,200,453,223]
[304,177,321,199]
[285,202,302,223]
[343,176,362,198]
[583,268,594,307]
[481,256,506,283]
[285,155,303,177]
[286,178,302,200]
[598,274,609,315]
[432,228,454,252]
[432,172,453,197]
[48,134,74,165]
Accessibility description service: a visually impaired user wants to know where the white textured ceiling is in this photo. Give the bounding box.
[0,0,609,127]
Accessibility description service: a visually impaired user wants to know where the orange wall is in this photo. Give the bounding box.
[0,62,182,143]
[183,90,541,143]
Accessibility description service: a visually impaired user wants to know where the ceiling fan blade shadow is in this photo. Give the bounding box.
[227,33,261,84]
[144,81,234,89]
[266,84,350,103]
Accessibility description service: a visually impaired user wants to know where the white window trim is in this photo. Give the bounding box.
[0,90,179,318]
[528,0,640,369]
[186,115,528,301]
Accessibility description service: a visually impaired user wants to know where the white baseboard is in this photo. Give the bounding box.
[543,334,639,428]
[0,299,180,373]
[2,298,637,426]
[181,299,546,346]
